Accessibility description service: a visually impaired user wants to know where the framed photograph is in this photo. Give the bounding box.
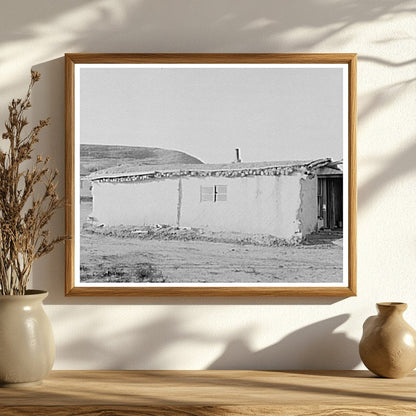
[65,53,356,296]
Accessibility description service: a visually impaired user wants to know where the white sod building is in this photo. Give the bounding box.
[88,159,341,240]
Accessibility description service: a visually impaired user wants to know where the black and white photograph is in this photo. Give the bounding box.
[66,54,356,295]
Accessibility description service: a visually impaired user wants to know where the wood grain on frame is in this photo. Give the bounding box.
[65,53,357,297]
[65,55,76,296]
[348,55,357,297]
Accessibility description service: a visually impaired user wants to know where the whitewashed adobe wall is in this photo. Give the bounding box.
[91,173,315,239]
[298,176,318,236]
[92,180,178,226]
[180,174,307,238]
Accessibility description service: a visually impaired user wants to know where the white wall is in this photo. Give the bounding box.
[298,176,318,236]
[181,174,302,238]
[92,180,179,226]
[1,0,415,370]
[93,173,304,237]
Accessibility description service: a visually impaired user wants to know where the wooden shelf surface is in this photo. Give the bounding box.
[1,370,415,415]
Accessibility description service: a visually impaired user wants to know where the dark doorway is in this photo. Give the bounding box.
[318,176,343,229]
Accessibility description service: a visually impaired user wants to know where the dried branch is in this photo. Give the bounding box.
[0,71,66,295]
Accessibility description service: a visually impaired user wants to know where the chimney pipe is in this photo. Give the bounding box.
[235,148,241,163]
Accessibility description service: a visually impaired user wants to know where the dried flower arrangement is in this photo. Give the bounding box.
[0,71,65,295]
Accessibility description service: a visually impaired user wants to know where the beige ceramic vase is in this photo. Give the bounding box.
[0,290,55,387]
[359,302,416,378]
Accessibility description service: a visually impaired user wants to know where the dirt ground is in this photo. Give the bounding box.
[79,202,343,284]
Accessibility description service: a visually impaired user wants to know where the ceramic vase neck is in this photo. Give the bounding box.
[377,302,407,317]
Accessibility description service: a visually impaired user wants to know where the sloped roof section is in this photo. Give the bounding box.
[89,158,337,183]
[315,167,343,176]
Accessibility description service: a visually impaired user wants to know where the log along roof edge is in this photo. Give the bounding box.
[88,158,339,183]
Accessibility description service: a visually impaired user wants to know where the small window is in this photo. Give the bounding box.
[215,185,227,202]
[200,185,227,202]
[200,186,214,202]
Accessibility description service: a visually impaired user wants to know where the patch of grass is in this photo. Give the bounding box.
[80,261,166,283]
[134,263,165,283]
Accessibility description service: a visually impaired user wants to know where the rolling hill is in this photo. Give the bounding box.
[80,144,203,176]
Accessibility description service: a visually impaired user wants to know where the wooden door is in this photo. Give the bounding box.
[318,176,343,229]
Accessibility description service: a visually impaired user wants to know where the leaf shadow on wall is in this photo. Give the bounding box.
[358,138,416,210]
[53,312,215,369]
[0,0,414,97]
[52,308,359,370]
[207,314,360,370]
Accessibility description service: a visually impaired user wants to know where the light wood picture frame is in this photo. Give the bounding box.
[65,53,356,296]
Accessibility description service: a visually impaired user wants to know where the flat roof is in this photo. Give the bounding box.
[89,158,340,183]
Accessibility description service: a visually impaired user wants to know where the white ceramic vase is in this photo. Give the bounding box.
[0,290,55,387]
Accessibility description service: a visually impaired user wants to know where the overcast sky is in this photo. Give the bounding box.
[79,65,344,164]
